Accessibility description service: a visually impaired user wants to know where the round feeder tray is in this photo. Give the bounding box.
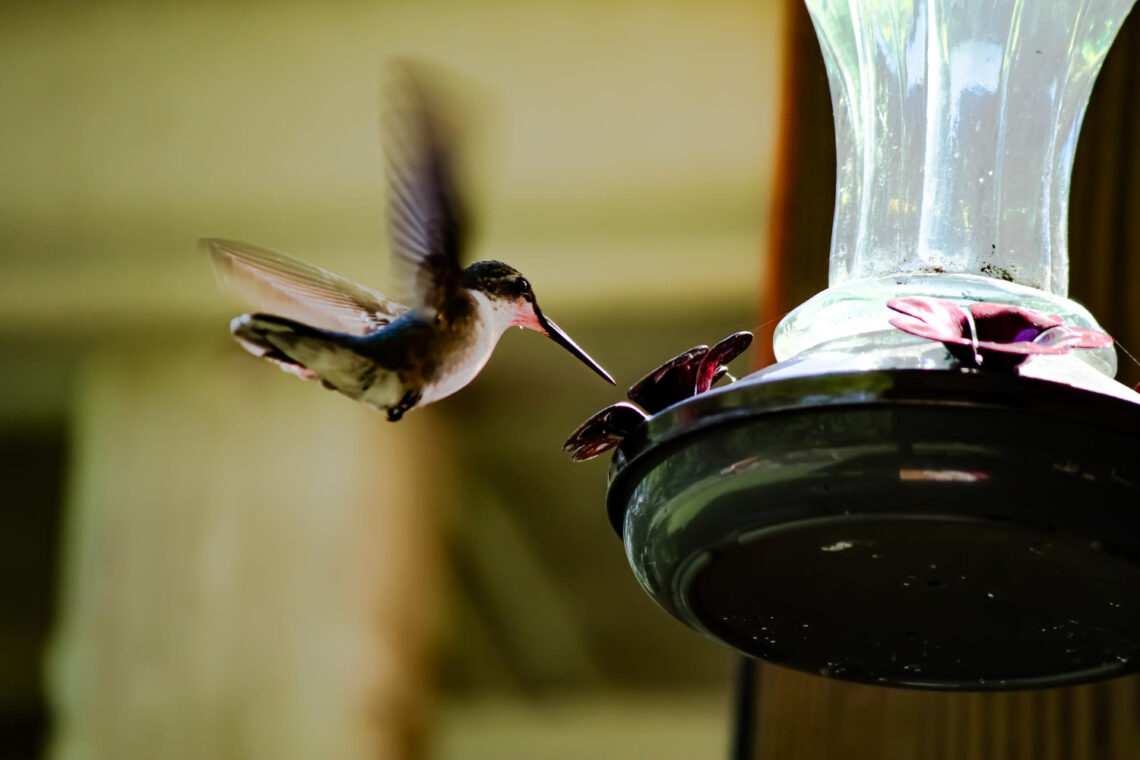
[608,368,1140,690]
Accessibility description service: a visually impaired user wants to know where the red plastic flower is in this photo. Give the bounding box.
[564,331,753,462]
[887,297,1113,371]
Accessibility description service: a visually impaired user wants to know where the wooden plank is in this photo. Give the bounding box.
[47,343,445,760]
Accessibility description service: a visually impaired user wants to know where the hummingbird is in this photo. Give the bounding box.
[204,65,613,421]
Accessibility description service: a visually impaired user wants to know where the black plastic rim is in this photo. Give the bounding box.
[607,369,1140,689]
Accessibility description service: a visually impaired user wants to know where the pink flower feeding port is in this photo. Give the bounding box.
[587,0,1140,691]
[564,332,752,463]
[886,297,1113,372]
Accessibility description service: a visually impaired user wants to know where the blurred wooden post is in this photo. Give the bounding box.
[1068,6,1140,390]
[47,341,445,760]
[755,2,1140,757]
[755,0,834,368]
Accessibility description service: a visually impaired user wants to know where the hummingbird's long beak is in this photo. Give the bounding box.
[535,309,615,384]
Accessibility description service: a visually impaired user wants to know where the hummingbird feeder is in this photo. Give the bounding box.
[590,0,1140,692]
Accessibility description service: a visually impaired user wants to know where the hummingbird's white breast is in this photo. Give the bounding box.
[418,291,520,405]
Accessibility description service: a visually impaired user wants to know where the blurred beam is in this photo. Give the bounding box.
[47,341,445,760]
[0,2,776,226]
[0,227,762,338]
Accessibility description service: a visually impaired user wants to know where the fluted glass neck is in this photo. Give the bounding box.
[806,0,1137,294]
[774,0,1136,372]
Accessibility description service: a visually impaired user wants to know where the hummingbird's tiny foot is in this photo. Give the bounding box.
[386,389,423,422]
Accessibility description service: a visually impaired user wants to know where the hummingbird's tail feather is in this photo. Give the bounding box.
[230,313,381,397]
[230,313,326,384]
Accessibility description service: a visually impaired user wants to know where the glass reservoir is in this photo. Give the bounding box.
[774,0,1136,371]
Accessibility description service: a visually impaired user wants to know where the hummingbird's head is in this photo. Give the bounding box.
[464,260,615,384]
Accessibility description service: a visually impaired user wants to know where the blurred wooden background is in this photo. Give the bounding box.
[2,0,1139,758]
[0,2,774,759]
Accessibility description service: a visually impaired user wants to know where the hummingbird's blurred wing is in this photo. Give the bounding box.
[203,238,408,336]
[382,62,467,318]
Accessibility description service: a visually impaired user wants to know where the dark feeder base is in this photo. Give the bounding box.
[607,369,1140,690]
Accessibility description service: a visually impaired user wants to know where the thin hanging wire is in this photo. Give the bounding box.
[962,307,983,366]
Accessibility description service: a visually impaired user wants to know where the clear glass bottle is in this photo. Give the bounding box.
[773,0,1138,378]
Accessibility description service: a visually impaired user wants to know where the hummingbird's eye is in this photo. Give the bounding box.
[514,277,530,295]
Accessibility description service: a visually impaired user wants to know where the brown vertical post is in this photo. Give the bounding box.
[1069,10,1140,389]
[756,1,834,368]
